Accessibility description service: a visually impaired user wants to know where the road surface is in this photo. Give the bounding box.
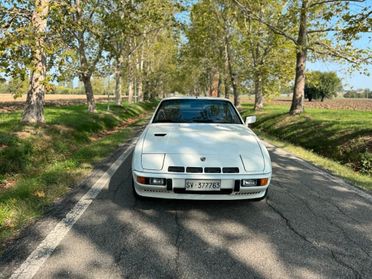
[1,139,371,279]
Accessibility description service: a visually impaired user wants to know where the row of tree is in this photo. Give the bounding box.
[344,89,372,98]
[184,0,370,112]
[1,0,179,123]
[0,0,370,124]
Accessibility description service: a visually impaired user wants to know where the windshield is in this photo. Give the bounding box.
[152,99,243,124]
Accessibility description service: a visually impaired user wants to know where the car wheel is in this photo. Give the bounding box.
[252,188,268,202]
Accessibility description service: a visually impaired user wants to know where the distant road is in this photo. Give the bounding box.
[1,137,371,279]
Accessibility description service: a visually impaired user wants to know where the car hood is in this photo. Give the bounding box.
[141,123,266,173]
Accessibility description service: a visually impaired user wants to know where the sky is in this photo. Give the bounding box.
[308,60,371,90]
[307,31,371,90]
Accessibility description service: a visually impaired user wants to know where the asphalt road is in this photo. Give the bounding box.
[1,141,372,279]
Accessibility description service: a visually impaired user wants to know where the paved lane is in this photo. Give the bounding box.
[4,144,372,279]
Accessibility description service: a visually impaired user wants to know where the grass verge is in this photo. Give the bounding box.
[0,101,157,247]
[241,103,372,191]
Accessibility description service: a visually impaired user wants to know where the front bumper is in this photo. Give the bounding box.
[132,170,271,200]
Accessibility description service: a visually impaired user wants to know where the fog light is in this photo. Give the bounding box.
[149,178,165,185]
[258,178,269,186]
[137,176,146,184]
[241,179,257,187]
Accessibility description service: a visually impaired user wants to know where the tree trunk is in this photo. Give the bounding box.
[128,78,134,104]
[82,75,96,112]
[76,0,96,112]
[223,38,230,100]
[217,75,222,97]
[224,78,229,99]
[290,0,307,115]
[137,45,144,102]
[224,35,239,106]
[21,0,49,124]
[231,74,239,107]
[211,71,219,97]
[254,73,264,111]
[134,77,138,103]
[114,58,122,106]
[137,77,143,102]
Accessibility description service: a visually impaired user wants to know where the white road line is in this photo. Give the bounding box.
[10,137,138,279]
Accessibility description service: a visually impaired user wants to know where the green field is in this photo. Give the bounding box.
[241,103,372,190]
[0,101,156,246]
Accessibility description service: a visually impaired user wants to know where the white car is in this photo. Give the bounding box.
[131,97,272,200]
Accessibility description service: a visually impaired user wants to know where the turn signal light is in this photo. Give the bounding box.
[258,178,269,186]
[137,176,146,184]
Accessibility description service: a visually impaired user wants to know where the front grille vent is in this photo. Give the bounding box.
[186,167,203,173]
[168,166,185,173]
[169,166,239,173]
[143,189,168,193]
[234,191,262,196]
[223,167,239,173]
[204,167,221,173]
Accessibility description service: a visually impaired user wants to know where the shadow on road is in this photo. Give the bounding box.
[1,145,371,278]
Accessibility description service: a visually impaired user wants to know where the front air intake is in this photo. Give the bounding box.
[168,166,185,173]
[186,167,203,173]
[204,167,221,173]
[223,167,239,173]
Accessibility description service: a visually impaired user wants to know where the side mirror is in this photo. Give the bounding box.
[245,116,256,126]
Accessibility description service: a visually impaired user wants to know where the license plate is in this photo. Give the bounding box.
[185,180,221,191]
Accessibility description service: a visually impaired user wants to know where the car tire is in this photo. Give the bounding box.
[252,188,268,201]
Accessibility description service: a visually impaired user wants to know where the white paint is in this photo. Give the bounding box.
[10,138,138,279]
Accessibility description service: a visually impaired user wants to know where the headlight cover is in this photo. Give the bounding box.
[141,153,165,170]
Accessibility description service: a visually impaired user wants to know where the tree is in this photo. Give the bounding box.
[52,0,108,112]
[22,0,49,123]
[305,71,342,101]
[185,0,242,105]
[234,0,371,114]
[0,0,51,123]
[102,0,177,105]
[236,2,294,110]
[102,0,138,105]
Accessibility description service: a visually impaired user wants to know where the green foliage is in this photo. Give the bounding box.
[0,100,158,245]
[6,78,29,98]
[241,103,372,176]
[305,71,343,101]
[0,140,33,175]
[0,1,62,93]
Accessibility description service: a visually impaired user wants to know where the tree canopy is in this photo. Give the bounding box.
[305,71,343,101]
[0,0,370,122]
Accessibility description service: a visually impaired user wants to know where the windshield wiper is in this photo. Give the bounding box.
[191,119,215,123]
[154,119,184,123]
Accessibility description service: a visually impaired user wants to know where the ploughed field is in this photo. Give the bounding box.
[0,94,108,112]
